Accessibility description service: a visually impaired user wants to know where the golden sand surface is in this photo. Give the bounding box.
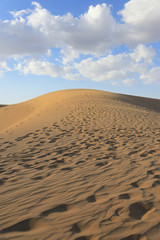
[0,89,160,240]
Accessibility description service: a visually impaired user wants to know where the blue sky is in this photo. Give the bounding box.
[0,0,160,104]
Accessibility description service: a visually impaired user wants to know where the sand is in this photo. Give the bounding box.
[0,89,160,240]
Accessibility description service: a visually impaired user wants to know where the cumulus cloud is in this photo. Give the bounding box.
[17,60,63,78]
[15,59,82,81]
[31,1,42,9]
[0,1,160,86]
[0,61,11,77]
[63,72,83,81]
[119,0,160,28]
[61,47,79,64]
[26,0,160,54]
[72,45,152,84]
[26,3,118,56]
[18,45,156,85]
[140,67,160,84]
[10,9,31,18]
[119,0,160,45]
[1,1,160,58]
[0,19,48,58]
[130,44,156,63]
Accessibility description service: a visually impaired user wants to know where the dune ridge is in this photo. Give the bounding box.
[0,89,160,240]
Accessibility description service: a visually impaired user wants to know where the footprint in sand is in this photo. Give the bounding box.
[128,150,138,156]
[76,160,85,165]
[74,236,88,240]
[0,178,8,185]
[113,208,123,217]
[31,176,43,181]
[130,181,139,188]
[119,193,130,199]
[61,167,73,171]
[86,194,96,203]
[121,234,141,240]
[37,153,51,158]
[70,223,81,234]
[0,218,46,233]
[40,204,68,217]
[23,164,33,169]
[0,167,5,174]
[153,174,160,179]
[49,163,58,169]
[129,202,153,220]
[35,166,44,170]
[15,133,33,142]
[152,180,160,187]
[147,170,154,175]
[54,159,65,164]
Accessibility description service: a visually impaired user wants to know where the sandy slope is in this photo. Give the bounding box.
[0,89,160,240]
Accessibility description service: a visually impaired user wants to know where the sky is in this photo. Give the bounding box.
[0,0,160,104]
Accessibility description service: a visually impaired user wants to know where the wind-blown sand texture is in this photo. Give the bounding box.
[0,89,160,240]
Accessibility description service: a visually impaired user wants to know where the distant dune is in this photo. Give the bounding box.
[0,104,8,108]
[0,89,160,240]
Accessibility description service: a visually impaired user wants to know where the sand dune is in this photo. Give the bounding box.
[0,89,160,240]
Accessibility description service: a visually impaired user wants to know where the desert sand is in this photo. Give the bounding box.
[0,89,160,240]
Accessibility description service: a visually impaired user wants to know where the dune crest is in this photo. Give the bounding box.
[0,89,160,240]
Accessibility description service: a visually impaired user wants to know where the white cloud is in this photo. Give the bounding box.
[31,1,42,9]
[26,3,118,56]
[119,0,160,27]
[72,45,155,84]
[10,9,31,18]
[61,47,79,65]
[63,72,82,81]
[16,59,82,80]
[0,19,48,58]
[12,44,159,86]
[73,50,132,82]
[1,1,160,59]
[0,61,11,77]
[18,60,63,78]
[73,56,130,83]
[0,1,160,86]
[140,67,160,84]
[119,0,160,45]
[130,44,155,63]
